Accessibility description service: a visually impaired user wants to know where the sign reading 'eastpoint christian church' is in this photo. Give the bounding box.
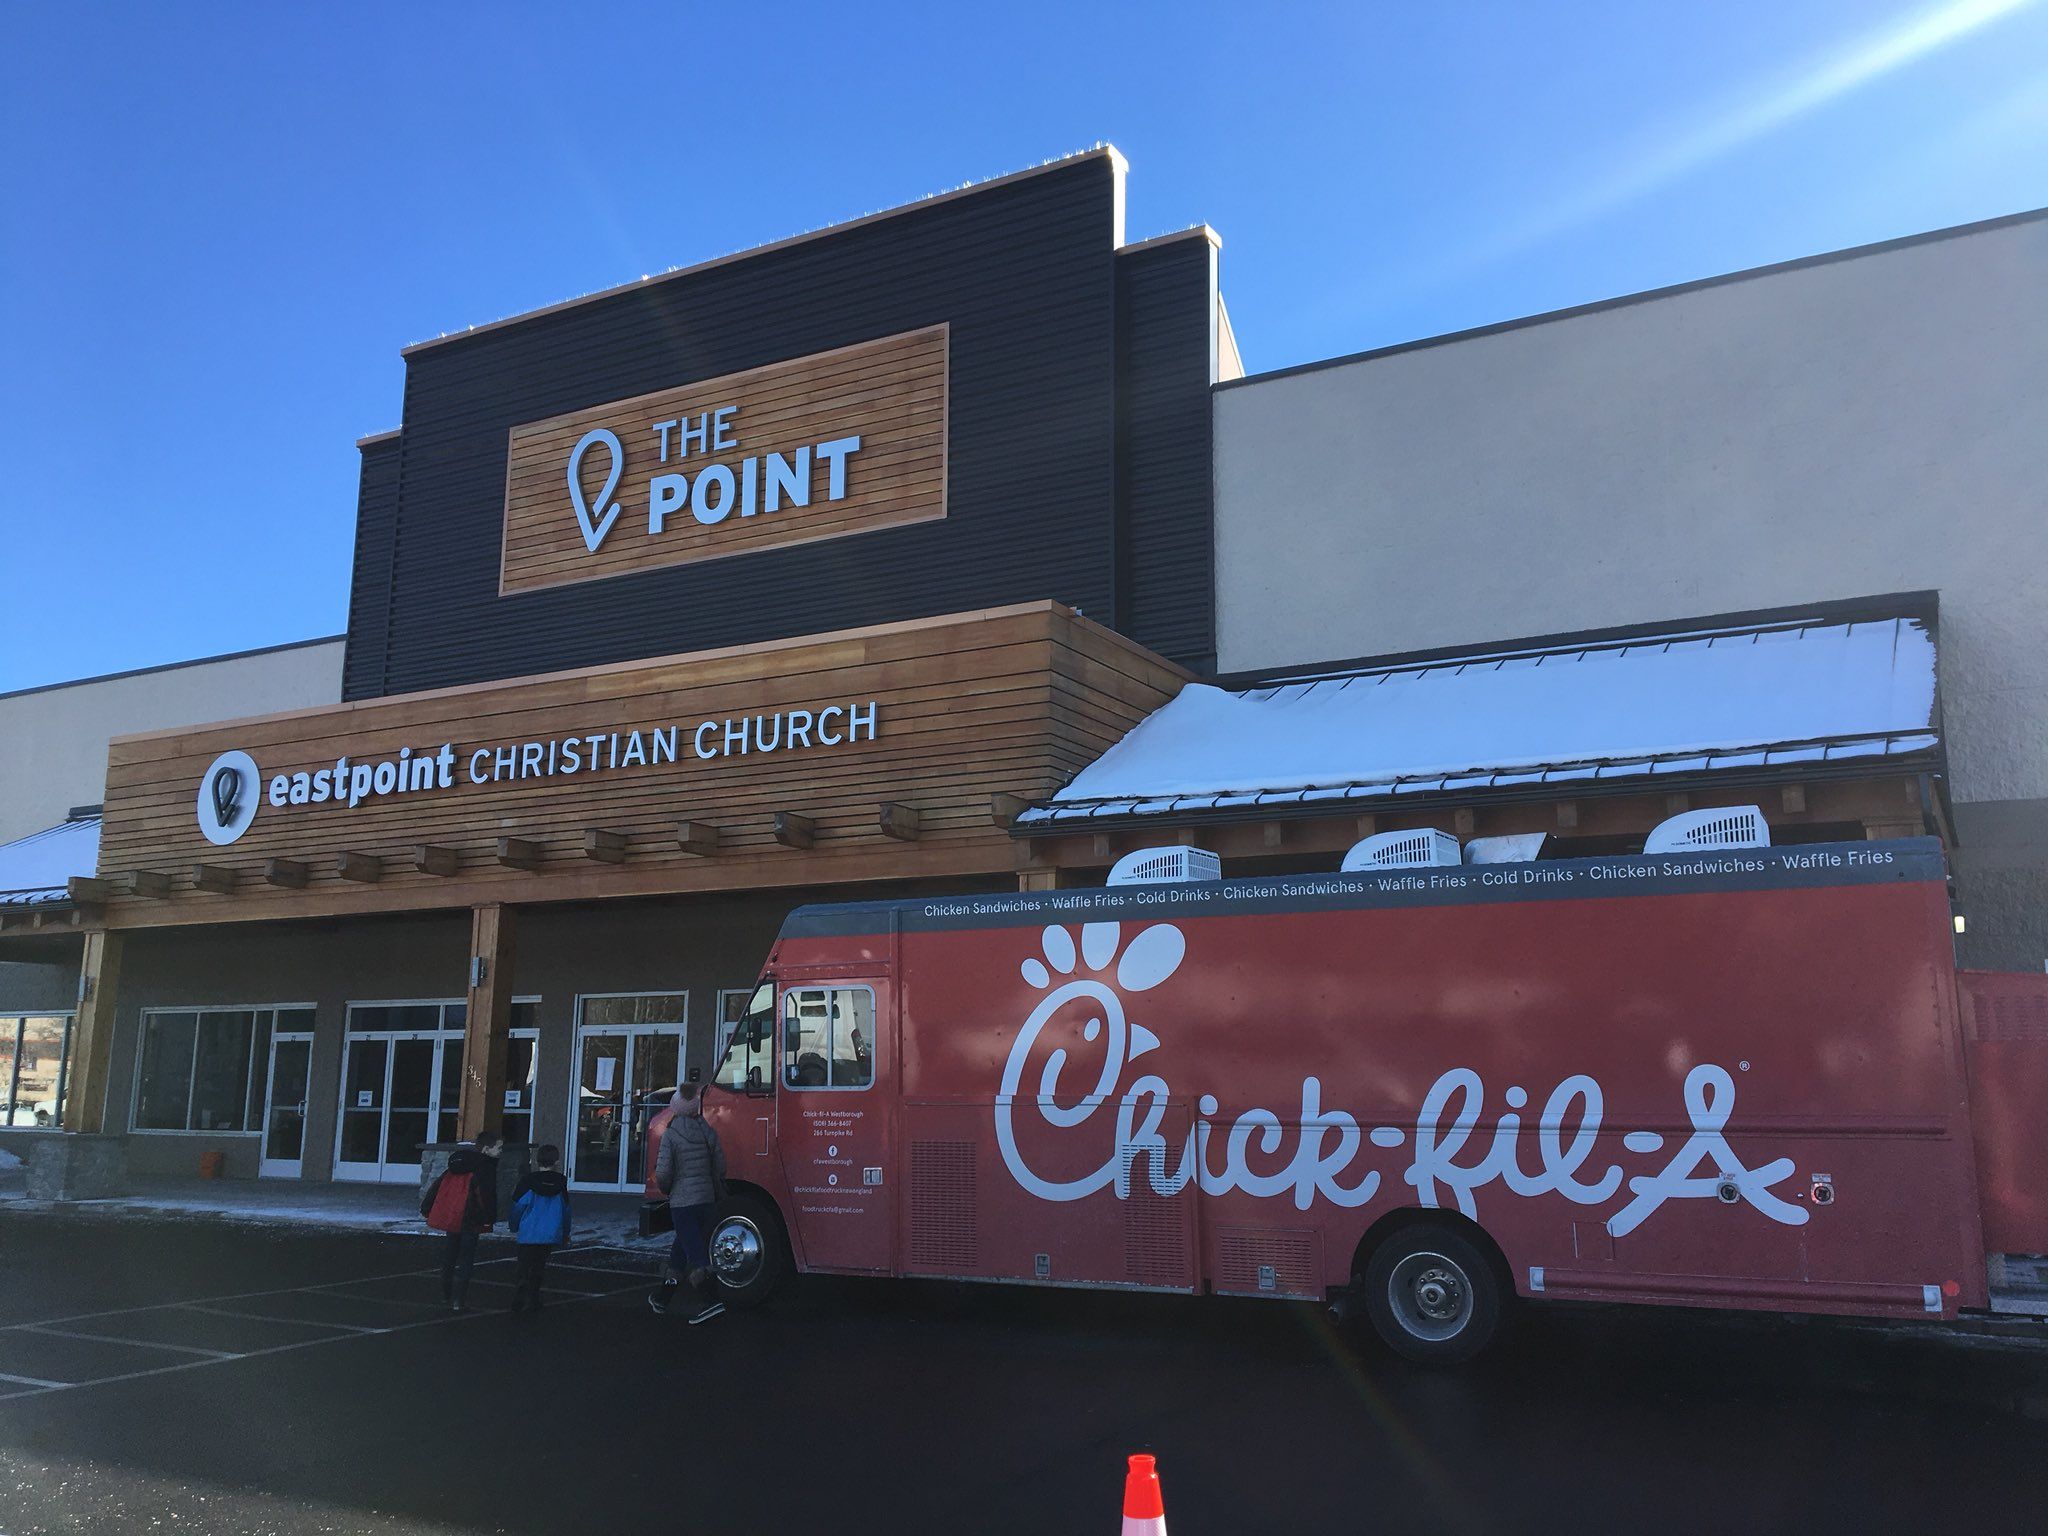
[500,326,948,594]
[194,703,881,846]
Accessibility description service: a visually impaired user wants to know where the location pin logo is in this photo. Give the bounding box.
[567,429,625,553]
[196,750,260,846]
[211,764,241,827]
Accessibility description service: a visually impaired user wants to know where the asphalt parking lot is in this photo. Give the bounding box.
[0,1210,2044,1535]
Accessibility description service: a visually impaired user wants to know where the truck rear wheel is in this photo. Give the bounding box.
[1362,1224,1503,1365]
[706,1194,788,1310]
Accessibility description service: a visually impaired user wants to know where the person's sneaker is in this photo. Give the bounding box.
[687,1301,726,1326]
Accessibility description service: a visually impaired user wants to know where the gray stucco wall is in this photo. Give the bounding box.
[0,638,344,846]
[1213,210,2048,968]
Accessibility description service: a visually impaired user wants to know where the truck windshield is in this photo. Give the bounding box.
[713,981,775,1092]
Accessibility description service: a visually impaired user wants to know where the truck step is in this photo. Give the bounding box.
[1988,1253,2048,1317]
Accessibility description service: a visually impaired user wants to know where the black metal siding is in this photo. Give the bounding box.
[349,158,1122,699]
[341,438,401,699]
[1116,239,1217,672]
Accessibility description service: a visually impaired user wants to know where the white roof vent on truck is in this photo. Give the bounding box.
[1107,846,1223,886]
[1341,828,1462,871]
[1644,805,1771,854]
[1464,833,1547,864]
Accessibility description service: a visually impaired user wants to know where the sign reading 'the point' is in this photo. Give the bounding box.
[500,326,948,594]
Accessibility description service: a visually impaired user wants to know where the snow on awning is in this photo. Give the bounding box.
[0,817,103,906]
[1018,618,1938,826]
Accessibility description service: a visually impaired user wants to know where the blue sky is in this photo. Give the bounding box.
[3,0,2043,692]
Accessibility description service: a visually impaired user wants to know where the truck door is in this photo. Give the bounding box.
[778,979,892,1273]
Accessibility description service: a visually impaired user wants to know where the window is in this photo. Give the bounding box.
[715,983,775,1092]
[134,1006,311,1133]
[782,986,875,1090]
[2,1014,75,1129]
[715,988,753,1065]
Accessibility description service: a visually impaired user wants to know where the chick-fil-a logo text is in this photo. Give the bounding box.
[992,921,1808,1239]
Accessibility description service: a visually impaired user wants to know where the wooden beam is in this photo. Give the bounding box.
[68,930,125,1134]
[456,904,516,1142]
[1664,793,1691,817]
[1019,869,1065,892]
[125,869,173,898]
[1555,801,1579,830]
[774,811,817,850]
[990,792,1029,828]
[191,863,237,895]
[264,858,309,889]
[1090,833,1114,860]
[583,829,629,864]
[1354,814,1378,837]
[496,837,541,871]
[878,803,922,841]
[67,876,114,904]
[676,821,722,857]
[337,851,383,884]
[1781,784,1808,814]
[415,844,461,877]
[1261,822,1285,850]
[1452,808,1477,837]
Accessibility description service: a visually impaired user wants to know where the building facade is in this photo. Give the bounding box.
[0,148,1216,1187]
[1212,208,2048,970]
[1,148,2038,1198]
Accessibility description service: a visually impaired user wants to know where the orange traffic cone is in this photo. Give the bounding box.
[1121,1453,1168,1536]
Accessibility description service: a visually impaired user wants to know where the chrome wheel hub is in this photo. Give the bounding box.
[1387,1250,1473,1341]
[709,1215,765,1287]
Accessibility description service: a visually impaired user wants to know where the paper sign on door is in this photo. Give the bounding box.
[596,1057,618,1092]
[503,1090,522,1109]
[356,1090,373,1108]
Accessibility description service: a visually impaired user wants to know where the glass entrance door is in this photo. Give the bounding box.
[259,1031,313,1178]
[570,993,686,1191]
[335,1032,459,1183]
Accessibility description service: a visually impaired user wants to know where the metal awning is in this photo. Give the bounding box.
[0,817,102,907]
[1018,617,1939,828]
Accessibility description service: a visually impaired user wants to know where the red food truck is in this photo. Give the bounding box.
[645,833,2047,1362]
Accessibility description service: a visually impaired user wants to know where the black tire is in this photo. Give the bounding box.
[1361,1223,1503,1365]
[704,1193,788,1310]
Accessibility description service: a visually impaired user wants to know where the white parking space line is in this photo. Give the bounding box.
[457,1277,605,1298]
[175,1304,385,1335]
[303,1285,446,1308]
[0,1262,659,1407]
[0,1265,454,1333]
[546,1261,660,1278]
[18,1325,240,1360]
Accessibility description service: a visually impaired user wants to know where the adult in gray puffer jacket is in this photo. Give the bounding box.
[650,1085,727,1322]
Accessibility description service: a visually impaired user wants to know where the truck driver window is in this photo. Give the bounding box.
[714,982,776,1092]
[782,986,875,1090]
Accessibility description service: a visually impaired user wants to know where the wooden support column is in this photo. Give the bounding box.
[68,930,125,1134]
[456,904,517,1143]
[1019,869,1066,892]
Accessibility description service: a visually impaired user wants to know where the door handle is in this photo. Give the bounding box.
[757,1117,770,1157]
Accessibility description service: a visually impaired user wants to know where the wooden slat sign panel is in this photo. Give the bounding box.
[501,325,948,593]
[91,604,1189,928]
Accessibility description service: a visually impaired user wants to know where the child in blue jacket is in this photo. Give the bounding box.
[508,1144,572,1312]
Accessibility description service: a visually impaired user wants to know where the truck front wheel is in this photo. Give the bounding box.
[1362,1224,1503,1365]
[706,1194,788,1310]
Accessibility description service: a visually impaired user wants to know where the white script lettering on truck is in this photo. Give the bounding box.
[992,921,1809,1239]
